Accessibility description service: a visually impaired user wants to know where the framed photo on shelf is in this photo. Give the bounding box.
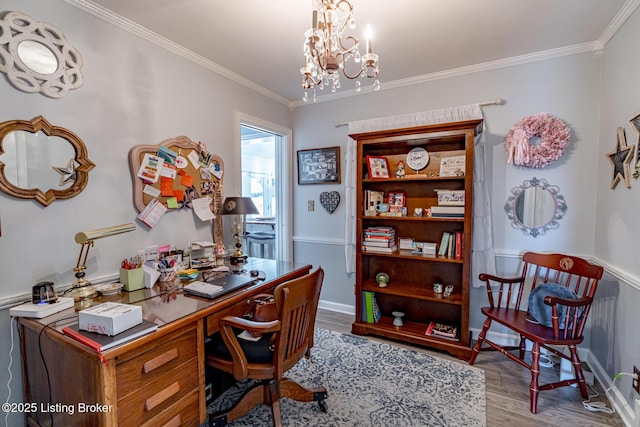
[297,146,341,185]
[366,156,390,179]
[439,155,466,177]
[387,190,406,206]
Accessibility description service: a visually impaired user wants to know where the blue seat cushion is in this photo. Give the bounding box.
[528,283,580,328]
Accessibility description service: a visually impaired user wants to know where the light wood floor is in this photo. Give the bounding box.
[316,308,624,427]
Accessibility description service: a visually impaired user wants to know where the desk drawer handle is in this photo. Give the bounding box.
[142,348,179,374]
[162,414,182,427]
[144,381,181,411]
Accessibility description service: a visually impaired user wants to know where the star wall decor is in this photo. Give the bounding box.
[607,127,634,189]
[628,110,640,179]
[53,159,77,187]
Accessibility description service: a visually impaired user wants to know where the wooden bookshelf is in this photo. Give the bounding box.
[351,120,482,360]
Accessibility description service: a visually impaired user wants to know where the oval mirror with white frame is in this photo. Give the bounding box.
[0,116,95,206]
[0,11,83,98]
[504,177,567,237]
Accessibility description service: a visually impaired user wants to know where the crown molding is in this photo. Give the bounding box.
[63,0,291,107]
[65,0,640,109]
[597,0,640,47]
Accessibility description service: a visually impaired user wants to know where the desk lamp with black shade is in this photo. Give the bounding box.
[220,196,259,265]
[66,223,137,302]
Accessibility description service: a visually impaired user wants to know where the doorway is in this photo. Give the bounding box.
[236,113,292,262]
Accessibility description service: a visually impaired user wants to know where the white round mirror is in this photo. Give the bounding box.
[17,40,59,75]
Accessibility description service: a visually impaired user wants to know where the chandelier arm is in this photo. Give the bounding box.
[337,35,359,55]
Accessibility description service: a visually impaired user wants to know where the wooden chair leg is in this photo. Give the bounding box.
[519,336,526,360]
[568,345,588,398]
[266,380,282,427]
[279,378,327,403]
[529,342,541,414]
[468,318,491,364]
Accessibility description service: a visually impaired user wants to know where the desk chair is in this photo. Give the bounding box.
[207,267,327,426]
[246,232,276,259]
[468,252,603,413]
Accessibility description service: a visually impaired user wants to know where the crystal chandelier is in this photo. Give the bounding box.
[300,0,380,102]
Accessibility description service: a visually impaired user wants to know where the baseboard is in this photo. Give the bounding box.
[318,300,354,315]
[585,350,636,426]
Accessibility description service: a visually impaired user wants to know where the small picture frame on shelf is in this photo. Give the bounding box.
[439,155,466,177]
[387,190,406,206]
[366,156,390,179]
[398,237,415,250]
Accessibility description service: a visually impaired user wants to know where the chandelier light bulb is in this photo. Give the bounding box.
[355,80,361,92]
[373,79,380,91]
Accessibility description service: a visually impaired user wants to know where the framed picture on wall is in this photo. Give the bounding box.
[297,146,341,184]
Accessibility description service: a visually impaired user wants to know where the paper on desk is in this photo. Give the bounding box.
[192,196,215,221]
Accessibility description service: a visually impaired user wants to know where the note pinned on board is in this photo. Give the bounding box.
[166,197,179,209]
[192,196,215,221]
[181,174,194,187]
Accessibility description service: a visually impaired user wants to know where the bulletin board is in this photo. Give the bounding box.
[128,135,224,244]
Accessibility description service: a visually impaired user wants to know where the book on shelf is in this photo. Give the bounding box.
[63,319,158,353]
[363,239,394,247]
[438,232,451,257]
[425,321,458,340]
[362,245,398,254]
[430,206,465,214]
[362,291,381,323]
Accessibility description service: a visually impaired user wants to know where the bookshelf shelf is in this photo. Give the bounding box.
[362,280,463,305]
[351,120,481,360]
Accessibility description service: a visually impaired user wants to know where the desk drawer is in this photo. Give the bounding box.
[116,328,197,400]
[140,389,200,427]
[117,359,199,426]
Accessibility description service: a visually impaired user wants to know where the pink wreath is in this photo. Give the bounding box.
[504,113,570,168]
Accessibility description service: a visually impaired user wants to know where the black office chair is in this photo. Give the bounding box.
[206,267,327,427]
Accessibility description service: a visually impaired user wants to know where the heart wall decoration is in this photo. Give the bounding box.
[320,191,340,214]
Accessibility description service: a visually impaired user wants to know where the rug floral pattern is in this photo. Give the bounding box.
[208,328,486,426]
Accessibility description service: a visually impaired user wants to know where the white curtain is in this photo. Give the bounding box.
[344,103,496,287]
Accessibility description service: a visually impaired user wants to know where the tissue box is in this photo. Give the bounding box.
[120,267,145,291]
[78,302,142,336]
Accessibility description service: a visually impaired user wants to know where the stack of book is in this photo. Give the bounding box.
[429,205,464,218]
[438,231,463,258]
[361,291,382,323]
[362,226,397,253]
[424,321,458,341]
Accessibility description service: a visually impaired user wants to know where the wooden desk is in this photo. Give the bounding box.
[18,259,311,427]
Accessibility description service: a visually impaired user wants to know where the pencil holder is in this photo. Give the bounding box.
[120,267,144,291]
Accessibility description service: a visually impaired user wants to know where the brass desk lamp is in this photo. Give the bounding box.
[67,223,136,301]
[220,197,259,264]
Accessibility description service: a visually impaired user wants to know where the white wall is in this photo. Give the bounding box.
[0,1,291,423]
[293,51,602,308]
[593,5,640,417]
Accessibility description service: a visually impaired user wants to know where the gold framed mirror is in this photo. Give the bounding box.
[0,116,95,206]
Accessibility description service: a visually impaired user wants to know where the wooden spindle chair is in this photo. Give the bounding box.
[467,252,604,413]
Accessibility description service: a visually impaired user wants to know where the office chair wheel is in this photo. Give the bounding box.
[318,399,328,413]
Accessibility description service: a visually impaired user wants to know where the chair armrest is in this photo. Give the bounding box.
[544,295,592,308]
[478,273,526,309]
[218,315,281,380]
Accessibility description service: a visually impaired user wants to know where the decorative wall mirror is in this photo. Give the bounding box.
[504,177,567,237]
[0,11,83,98]
[0,116,95,206]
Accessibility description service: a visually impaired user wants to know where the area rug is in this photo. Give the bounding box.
[208,328,486,426]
